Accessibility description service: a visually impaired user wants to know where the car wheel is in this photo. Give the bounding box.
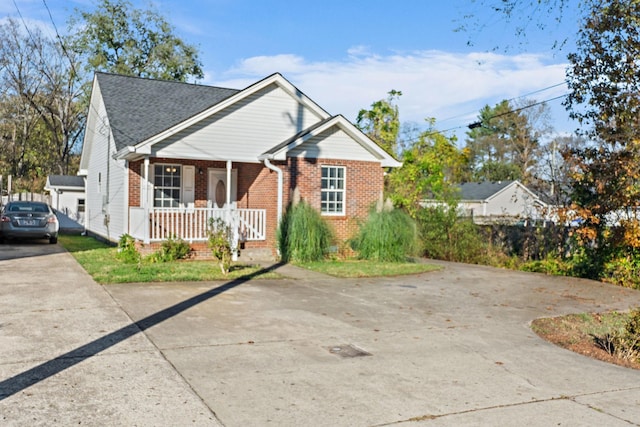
[49,236,58,244]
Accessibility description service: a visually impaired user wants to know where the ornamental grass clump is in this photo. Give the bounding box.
[277,201,334,263]
[351,205,418,262]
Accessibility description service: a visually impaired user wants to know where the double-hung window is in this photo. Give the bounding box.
[154,164,181,207]
[321,166,345,215]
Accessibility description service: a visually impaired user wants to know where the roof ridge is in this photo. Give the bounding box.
[95,71,237,91]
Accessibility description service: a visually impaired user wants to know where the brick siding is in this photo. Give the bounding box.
[127,157,384,258]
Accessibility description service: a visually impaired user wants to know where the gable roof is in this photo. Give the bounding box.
[45,175,85,190]
[458,181,515,201]
[87,72,400,167]
[96,73,239,151]
[126,73,331,156]
[259,115,402,167]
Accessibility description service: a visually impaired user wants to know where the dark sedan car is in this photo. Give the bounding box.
[0,201,59,244]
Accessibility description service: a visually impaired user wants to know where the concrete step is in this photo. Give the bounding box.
[237,247,275,262]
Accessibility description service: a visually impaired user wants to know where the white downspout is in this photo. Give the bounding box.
[263,158,283,224]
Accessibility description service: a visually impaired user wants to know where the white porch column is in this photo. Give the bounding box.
[143,157,150,243]
[226,160,238,261]
[226,160,232,206]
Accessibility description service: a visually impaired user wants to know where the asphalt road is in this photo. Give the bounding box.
[2,241,640,426]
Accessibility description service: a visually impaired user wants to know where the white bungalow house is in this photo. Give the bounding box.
[79,72,400,257]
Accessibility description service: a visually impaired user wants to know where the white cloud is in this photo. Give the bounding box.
[208,49,570,138]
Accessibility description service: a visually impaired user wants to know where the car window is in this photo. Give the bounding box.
[8,204,48,212]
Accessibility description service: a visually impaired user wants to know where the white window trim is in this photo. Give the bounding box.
[320,165,346,216]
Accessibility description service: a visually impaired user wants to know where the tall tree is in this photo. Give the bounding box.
[563,0,640,262]
[465,99,551,185]
[0,18,84,181]
[68,0,204,82]
[356,90,402,156]
[0,19,57,189]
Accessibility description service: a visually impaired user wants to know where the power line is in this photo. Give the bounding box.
[467,94,567,129]
[437,81,568,125]
[11,0,39,48]
[402,92,568,145]
[42,0,80,79]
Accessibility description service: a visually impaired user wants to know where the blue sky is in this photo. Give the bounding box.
[3,0,581,141]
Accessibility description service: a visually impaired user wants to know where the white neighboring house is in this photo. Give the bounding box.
[457,181,548,224]
[45,175,86,225]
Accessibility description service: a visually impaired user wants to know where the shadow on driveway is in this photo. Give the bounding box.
[0,262,283,401]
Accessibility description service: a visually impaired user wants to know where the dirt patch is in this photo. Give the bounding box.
[532,312,640,370]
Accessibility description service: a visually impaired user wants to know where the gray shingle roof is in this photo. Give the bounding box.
[96,73,240,151]
[47,175,85,188]
[458,181,515,200]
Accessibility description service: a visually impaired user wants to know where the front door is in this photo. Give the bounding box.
[208,168,237,208]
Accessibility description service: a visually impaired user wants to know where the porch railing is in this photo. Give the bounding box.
[129,207,266,243]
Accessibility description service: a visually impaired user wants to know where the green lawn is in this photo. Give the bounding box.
[58,235,282,284]
[59,235,440,283]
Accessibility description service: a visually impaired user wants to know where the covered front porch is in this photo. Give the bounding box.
[128,205,266,244]
[122,156,277,249]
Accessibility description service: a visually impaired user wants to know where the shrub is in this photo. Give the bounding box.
[350,206,417,262]
[277,201,333,263]
[602,251,640,290]
[593,308,640,362]
[625,308,640,357]
[520,252,573,276]
[148,235,191,263]
[117,233,141,264]
[416,205,487,263]
[207,217,233,275]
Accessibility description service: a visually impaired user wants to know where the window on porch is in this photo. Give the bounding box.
[154,164,181,207]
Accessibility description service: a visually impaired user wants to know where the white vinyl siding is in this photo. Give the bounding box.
[152,84,323,162]
[289,127,380,161]
[84,80,128,241]
[321,166,345,215]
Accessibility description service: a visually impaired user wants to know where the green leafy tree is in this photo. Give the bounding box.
[356,90,402,156]
[388,119,468,217]
[68,0,204,82]
[562,0,640,283]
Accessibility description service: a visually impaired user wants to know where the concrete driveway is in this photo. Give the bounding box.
[2,242,640,426]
